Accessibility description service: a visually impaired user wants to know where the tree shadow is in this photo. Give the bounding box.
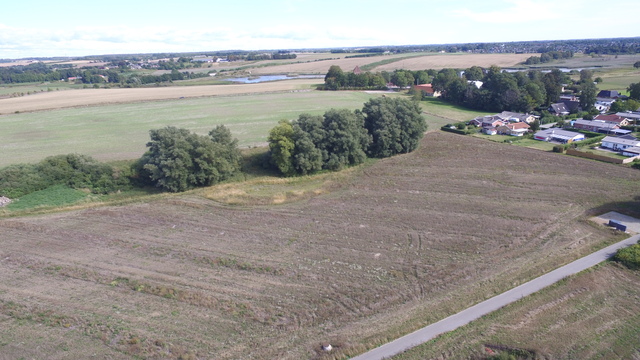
[587,195,640,219]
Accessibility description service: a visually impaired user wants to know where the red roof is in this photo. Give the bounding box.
[594,114,625,123]
[507,122,530,130]
[414,84,435,93]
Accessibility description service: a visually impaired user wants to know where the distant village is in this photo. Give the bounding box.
[424,83,640,161]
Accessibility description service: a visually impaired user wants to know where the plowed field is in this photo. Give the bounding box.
[1,132,639,359]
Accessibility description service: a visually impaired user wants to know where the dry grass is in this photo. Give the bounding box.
[0,132,639,359]
[0,78,320,113]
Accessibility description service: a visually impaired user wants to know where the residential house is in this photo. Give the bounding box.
[601,136,640,151]
[597,90,621,99]
[622,146,640,157]
[497,111,536,124]
[550,103,570,115]
[573,119,619,133]
[483,127,498,135]
[593,114,629,126]
[353,66,362,75]
[413,84,441,97]
[533,129,585,143]
[497,122,531,136]
[615,111,640,125]
[469,115,504,128]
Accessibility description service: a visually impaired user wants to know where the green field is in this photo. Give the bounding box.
[0,91,381,167]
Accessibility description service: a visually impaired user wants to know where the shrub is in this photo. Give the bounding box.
[614,242,640,270]
[553,145,565,153]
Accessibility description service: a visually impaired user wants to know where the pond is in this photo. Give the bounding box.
[223,74,324,83]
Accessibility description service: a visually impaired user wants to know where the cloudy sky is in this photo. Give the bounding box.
[2,0,639,59]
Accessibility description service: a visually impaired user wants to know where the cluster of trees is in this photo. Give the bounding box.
[431,66,579,113]
[267,97,426,176]
[0,62,123,84]
[0,154,131,198]
[320,66,435,90]
[136,126,241,192]
[321,65,387,90]
[523,50,574,65]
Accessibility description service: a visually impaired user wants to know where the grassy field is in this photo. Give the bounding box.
[0,90,380,167]
[1,132,639,359]
[393,262,640,360]
[419,97,493,125]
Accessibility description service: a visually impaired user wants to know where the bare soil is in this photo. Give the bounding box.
[1,132,639,359]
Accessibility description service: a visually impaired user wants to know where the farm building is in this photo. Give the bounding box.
[601,136,640,151]
[533,129,585,143]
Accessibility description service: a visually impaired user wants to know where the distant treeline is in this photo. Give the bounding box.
[0,62,208,85]
[524,50,574,65]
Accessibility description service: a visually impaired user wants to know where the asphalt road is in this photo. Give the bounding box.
[351,233,640,360]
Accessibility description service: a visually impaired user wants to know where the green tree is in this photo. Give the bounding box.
[324,65,346,90]
[628,82,640,100]
[320,109,371,170]
[634,61,640,69]
[579,81,598,111]
[464,66,484,81]
[267,121,296,176]
[362,97,427,158]
[140,126,240,192]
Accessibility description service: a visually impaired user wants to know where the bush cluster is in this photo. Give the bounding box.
[0,154,130,198]
[614,242,640,270]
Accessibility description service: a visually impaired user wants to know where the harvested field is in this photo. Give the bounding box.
[393,263,640,360]
[0,78,320,114]
[248,53,535,75]
[1,132,639,359]
[372,53,535,72]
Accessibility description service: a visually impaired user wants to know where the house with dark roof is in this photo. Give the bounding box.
[597,90,621,99]
[550,103,570,115]
[469,115,504,128]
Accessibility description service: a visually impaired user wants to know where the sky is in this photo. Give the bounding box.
[2,0,639,59]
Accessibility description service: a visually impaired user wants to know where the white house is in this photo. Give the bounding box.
[601,136,640,151]
[533,129,585,143]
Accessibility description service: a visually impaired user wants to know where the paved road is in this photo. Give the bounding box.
[351,233,640,360]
